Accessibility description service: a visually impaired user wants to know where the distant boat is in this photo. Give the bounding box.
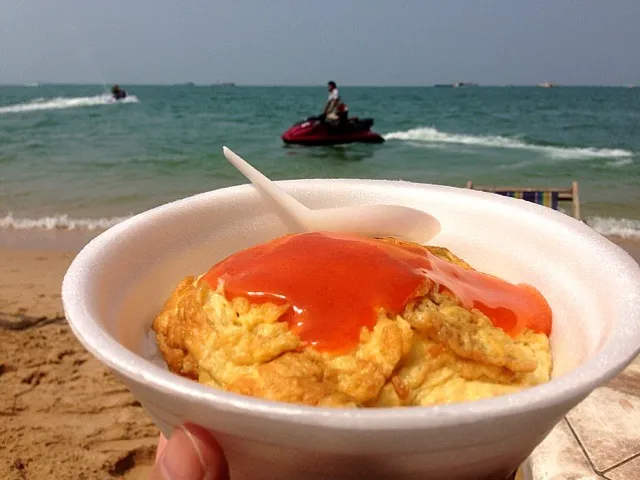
[537,82,558,88]
[23,82,41,87]
[212,82,236,87]
[434,82,478,88]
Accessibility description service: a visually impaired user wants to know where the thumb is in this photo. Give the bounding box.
[150,423,229,480]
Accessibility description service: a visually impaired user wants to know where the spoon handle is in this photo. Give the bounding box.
[222,147,311,232]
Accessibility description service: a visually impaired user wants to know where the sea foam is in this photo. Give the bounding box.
[586,217,640,239]
[2,212,639,241]
[0,94,139,114]
[0,213,131,231]
[605,158,633,168]
[384,127,633,160]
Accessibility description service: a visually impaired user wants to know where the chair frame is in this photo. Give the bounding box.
[465,180,581,221]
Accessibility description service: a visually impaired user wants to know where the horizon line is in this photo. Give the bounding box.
[0,82,637,88]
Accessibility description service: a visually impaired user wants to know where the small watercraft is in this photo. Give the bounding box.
[111,84,128,100]
[434,82,478,88]
[112,90,127,100]
[281,115,384,146]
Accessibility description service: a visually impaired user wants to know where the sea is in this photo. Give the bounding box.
[1,84,639,244]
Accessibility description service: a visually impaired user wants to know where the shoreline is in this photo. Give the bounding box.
[1,226,639,263]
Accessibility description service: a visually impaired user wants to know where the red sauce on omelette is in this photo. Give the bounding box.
[203,232,552,353]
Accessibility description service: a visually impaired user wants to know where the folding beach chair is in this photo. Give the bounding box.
[465,181,581,220]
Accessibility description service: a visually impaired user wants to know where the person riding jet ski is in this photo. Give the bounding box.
[280,80,384,145]
[322,81,348,128]
[111,84,127,100]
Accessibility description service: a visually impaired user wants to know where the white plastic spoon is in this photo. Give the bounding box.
[222,146,441,242]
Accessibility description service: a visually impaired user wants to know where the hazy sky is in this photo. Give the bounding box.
[1,0,638,86]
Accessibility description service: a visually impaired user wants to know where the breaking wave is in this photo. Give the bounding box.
[3,211,639,240]
[586,217,640,239]
[0,213,131,230]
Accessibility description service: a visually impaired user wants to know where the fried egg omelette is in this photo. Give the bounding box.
[152,234,552,408]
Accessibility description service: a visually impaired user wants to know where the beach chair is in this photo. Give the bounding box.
[465,180,581,220]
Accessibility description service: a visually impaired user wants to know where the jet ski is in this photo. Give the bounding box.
[111,84,128,101]
[281,115,384,146]
[112,90,127,100]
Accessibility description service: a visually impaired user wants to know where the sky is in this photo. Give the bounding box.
[1,0,639,86]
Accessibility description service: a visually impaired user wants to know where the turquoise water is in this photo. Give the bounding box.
[1,85,639,237]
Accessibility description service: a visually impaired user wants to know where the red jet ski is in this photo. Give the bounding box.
[281,115,385,146]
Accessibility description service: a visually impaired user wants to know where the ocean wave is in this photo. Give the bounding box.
[0,94,139,114]
[605,158,633,168]
[0,213,131,231]
[2,211,639,241]
[384,127,633,159]
[587,217,640,239]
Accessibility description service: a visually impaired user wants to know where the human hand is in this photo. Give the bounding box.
[150,424,229,480]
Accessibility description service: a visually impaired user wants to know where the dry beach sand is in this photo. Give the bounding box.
[0,234,639,479]
[0,247,157,480]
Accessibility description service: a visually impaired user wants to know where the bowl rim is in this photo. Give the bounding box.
[62,179,640,431]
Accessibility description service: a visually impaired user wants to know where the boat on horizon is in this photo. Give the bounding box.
[537,82,558,88]
[434,82,478,88]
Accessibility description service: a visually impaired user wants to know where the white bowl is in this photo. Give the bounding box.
[62,180,640,480]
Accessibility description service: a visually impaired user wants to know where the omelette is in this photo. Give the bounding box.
[152,233,552,408]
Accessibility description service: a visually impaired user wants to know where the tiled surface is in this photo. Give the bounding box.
[567,385,640,471]
[607,457,640,480]
[529,419,606,479]
[530,355,640,479]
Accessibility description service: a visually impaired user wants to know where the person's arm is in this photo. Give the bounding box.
[324,98,337,114]
[324,90,339,114]
[324,99,338,115]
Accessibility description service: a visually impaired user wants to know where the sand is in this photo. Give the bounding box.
[0,247,158,480]
[1,235,638,479]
